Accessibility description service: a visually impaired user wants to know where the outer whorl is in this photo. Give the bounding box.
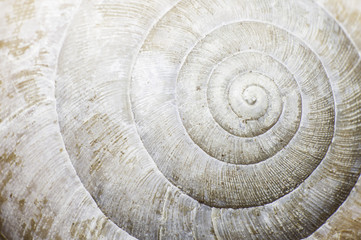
[1,0,361,239]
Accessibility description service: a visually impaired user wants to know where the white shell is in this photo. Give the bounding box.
[1,0,361,239]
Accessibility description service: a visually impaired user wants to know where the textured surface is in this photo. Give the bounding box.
[1,0,361,239]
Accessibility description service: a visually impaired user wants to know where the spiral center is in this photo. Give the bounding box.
[228,73,272,120]
[242,85,265,108]
[244,92,257,105]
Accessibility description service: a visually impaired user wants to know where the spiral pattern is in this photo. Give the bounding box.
[132,18,338,209]
[56,0,361,239]
[2,0,361,239]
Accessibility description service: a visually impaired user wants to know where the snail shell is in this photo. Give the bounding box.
[1,0,361,239]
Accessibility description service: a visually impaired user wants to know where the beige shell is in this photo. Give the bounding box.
[1,0,361,239]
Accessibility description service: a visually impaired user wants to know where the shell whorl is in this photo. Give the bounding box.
[1,0,361,239]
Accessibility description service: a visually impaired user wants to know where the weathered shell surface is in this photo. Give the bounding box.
[1,0,361,239]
